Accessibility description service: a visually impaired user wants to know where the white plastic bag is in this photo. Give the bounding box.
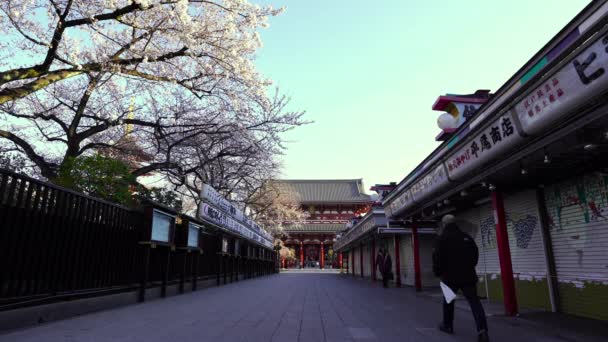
[440,282,457,304]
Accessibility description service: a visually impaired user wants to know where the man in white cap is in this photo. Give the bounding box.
[433,214,490,342]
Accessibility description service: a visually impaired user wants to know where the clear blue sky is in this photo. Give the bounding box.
[255,0,590,191]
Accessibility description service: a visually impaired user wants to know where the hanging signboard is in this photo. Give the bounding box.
[514,32,608,135]
[199,184,273,248]
[384,188,415,218]
[199,202,271,248]
[201,184,266,234]
[201,184,244,222]
[445,112,525,181]
[385,164,449,218]
[410,164,450,203]
[337,211,388,248]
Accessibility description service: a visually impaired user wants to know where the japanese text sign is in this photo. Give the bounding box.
[445,112,524,180]
[515,33,608,135]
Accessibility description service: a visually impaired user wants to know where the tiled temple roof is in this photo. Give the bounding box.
[273,179,372,204]
[283,223,344,233]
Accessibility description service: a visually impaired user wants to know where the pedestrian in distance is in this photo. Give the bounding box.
[433,214,490,342]
[376,248,393,288]
[375,248,385,285]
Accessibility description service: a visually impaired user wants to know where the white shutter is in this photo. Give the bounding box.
[352,247,359,276]
[419,234,439,288]
[457,202,500,300]
[545,173,608,321]
[503,189,551,310]
[363,243,371,277]
[387,236,396,282]
[400,236,415,286]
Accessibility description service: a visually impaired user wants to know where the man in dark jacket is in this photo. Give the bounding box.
[376,248,393,288]
[433,215,490,342]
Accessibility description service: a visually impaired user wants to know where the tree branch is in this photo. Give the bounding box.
[0,69,84,104]
[132,162,179,177]
[0,130,56,177]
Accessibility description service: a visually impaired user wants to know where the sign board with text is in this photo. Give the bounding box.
[515,32,608,135]
[445,112,524,181]
[410,164,450,203]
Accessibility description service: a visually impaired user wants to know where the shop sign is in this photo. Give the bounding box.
[200,184,272,245]
[515,32,608,135]
[410,164,450,203]
[199,202,271,247]
[451,102,483,128]
[445,112,524,180]
[359,217,376,234]
[385,189,415,218]
[201,184,244,222]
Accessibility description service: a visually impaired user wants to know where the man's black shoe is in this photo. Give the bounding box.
[478,330,490,342]
[438,323,454,335]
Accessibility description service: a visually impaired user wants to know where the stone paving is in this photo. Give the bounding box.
[0,273,607,342]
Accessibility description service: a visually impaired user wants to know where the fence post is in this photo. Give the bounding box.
[139,246,151,302]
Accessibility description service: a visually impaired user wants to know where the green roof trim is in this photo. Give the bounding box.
[520,57,548,85]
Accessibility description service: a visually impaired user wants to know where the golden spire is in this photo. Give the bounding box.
[126,96,134,136]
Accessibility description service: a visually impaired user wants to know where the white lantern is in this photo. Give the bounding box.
[437,112,457,130]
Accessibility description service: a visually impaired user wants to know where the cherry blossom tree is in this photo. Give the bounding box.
[245,179,306,235]
[0,0,305,182]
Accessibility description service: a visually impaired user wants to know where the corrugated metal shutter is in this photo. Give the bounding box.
[503,190,551,310]
[419,234,439,288]
[387,236,396,282]
[400,236,415,286]
[457,202,501,301]
[352,247,359,276]
[545,173,608,321]
[363,242,371,277]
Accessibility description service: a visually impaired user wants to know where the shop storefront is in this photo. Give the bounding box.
[382,1,608,321]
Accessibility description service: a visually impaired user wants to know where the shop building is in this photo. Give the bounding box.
[334,203,437,289]
[380,1,608,321]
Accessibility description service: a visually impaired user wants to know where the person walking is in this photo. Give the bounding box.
[376,248,393,288]
[433,214,490,342]
[375,248,385,285]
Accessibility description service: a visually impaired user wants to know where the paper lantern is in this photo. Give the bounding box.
[437,112,457,130]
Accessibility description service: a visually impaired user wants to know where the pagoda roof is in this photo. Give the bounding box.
[273,179,372,204]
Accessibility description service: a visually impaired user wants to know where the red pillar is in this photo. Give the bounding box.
[359,243,364,278]
[371,239,376,281]
[394,234,401,287]
[339,252,343,271]
[412,225,422,291]
[320,242,325,269]
[492,190,518,316]
[300,241,304,268]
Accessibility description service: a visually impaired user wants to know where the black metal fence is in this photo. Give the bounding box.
[0,168,141,310]
[0,168,276,312]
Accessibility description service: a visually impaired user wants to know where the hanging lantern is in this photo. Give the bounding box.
[437,112,457,130]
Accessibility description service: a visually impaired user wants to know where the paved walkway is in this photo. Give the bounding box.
[1,274,607,341]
